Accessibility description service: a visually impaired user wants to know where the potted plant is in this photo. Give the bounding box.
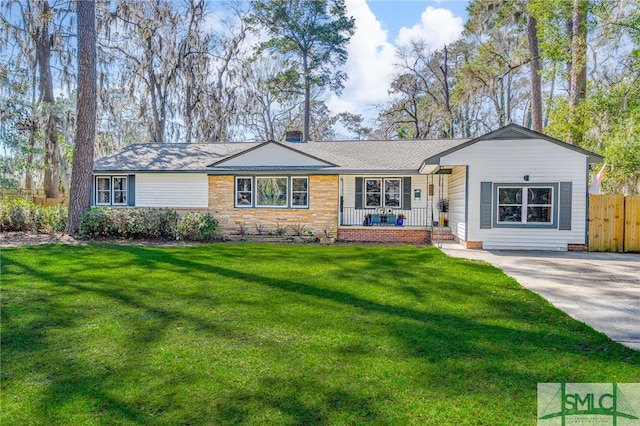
[438,199,449,228]
[363,213,372,226]
[396,214,406,226]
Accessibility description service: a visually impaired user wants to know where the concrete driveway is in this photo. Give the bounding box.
[438,242,640,351]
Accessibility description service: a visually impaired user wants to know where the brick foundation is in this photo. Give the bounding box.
[338,227,431,244]
[452,235,483,249]
[464,241,484,249]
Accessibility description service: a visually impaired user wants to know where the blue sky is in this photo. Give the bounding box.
[49,0,470,130]
[327,0,470,124]
[367,0,469,36]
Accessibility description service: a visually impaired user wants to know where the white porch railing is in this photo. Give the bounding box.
[340,207,432,227]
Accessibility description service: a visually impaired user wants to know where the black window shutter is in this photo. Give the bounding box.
[480,181,492,229]
[403,177,411,209]
[558,182,572,230]
[127,175,136,206]
[91,176,95,206]
[355,177,363,209]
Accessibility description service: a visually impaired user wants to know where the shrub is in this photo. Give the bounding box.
[78,207,180,240]
[32,203,68,233]
[0,198,67,233]
[136,208,179,239]
[78,207,113,237]
[0,199,33,232]
[175,212,218,242]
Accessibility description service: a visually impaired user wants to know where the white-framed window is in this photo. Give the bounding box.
[235,177,253,207]
[291,177,308,208]
[365,178,382,207]
[384,178,401,207]
[112,177,127,205]
[256,177,288,207]
[236,176,308,209]
[365,178,401,208]
[497,185,553,224]
[96,177,111,205]
[96,176,127,206]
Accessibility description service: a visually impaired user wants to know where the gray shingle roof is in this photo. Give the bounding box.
[93,124,604,173]
[93,142,261,172]
[93,138,471,173]
[285,139,469,171]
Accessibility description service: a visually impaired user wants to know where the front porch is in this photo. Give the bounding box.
[338,207,452,244]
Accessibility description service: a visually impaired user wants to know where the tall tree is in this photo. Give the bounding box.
[2,0,74,197]
[462,0,531,130]
[33,0,60,197]
[193,11,248,143]
[240,55,300,141]
[67,0,96,234]
[528,0,591,144]
[104,0,208,143]
[336,112,371,140]
[527,13,543,131]
[246,0,355,141]
[568,0,588,145]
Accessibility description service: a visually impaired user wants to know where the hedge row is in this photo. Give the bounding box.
[0,198,67,233]
[78,207,219,241]
[0,199,219,242]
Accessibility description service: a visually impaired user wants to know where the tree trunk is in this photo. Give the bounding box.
[185,73,193,144]
[527,13,543,132]
[568,0,588,145]
[441,44,454,137]
[67,0,97,234]
[303,50,310,142]
[25,127,36,192]
[34,0,61,198]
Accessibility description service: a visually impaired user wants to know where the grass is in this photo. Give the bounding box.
[1,243,638,425]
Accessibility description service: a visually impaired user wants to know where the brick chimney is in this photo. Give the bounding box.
[285,130,304,143]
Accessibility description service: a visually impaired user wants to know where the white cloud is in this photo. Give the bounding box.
[326,0,397,119]
[201,9,228,34]
[328,2,464,123]
[395,6,463,50]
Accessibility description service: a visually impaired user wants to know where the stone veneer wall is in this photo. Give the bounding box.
[208,175,339,236]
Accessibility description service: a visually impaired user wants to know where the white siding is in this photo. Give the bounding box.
[136,174,208,208]
[441,138,587,250]
[218,143,329,167]
[342,175,432,208]
[342,176,355,207]
[448,166,466,240]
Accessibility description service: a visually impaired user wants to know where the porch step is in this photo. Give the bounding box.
[431,229,454,240]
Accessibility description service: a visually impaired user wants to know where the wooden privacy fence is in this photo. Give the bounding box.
[588,195,640,252]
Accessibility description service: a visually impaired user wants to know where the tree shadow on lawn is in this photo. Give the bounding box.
[2,243,639,424]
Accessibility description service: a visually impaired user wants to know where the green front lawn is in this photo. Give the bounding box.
[1,243,638,425]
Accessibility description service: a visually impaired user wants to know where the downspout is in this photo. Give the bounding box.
[464,166,469,242]
[585,158,590,246]
[339,177,343,227]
